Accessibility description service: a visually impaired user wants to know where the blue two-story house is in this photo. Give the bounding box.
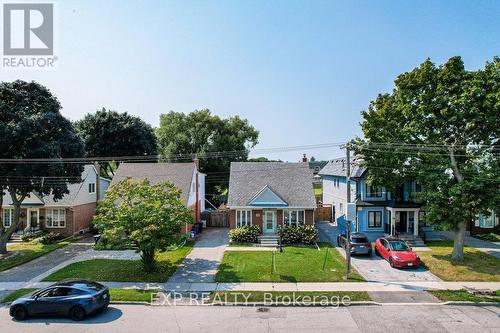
[319,157,423,237]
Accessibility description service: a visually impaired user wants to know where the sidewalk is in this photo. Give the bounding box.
[3,281,498,293]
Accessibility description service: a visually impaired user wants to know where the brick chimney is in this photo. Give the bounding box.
[302,154,308,162]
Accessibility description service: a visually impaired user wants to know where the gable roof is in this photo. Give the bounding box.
[227,162,316,208]
[318,156,366,178]
[111,163,196,205]
[249,185,288,206]
[2,165,97,207]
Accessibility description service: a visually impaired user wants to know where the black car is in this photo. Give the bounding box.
[10,280,109,321]
[337,232,372,255]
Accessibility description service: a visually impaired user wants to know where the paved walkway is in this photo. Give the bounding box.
[167,228,229,283]
[0,237,94,283]
[435,231,500,259]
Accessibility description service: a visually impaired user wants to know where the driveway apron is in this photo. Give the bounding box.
[168,228,229,283]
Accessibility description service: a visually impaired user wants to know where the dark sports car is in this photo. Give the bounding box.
[10,280,109,321]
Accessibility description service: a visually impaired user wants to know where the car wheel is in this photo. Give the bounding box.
[12,306,28,321]
[389,258,395,268]
[374,247,379,256]
[69,306,86,321]
[367,249,372,256]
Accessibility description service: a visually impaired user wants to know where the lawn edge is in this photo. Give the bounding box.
[0,241,71,273]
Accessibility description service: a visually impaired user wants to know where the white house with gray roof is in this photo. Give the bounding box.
[227,162,316,233]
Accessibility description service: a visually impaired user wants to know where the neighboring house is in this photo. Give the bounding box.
[473,211,499,235]
[110,162,205,233]
[227,162,316,233]
[319,157,422,237]
[1,165,111,236]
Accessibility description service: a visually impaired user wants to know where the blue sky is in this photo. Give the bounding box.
[3,0,499,161]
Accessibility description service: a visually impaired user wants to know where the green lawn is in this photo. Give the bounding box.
[417,241,500,281]
[0,241,71,272]
[209,291,371,303]
[0,288,38,304]
[428,289,500,303]
[474,233,500,242]
[215,244,364,282]
[109,288,157,302]
[43,242,194,282]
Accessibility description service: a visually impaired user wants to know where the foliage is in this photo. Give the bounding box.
[354,56,500,260]
[94,229,133,250]
[0,80,84,254]
[474,233,500,242]
[93,179,194,271]
[33,232,65,245]
[229,225,261,243]
[280,225,318,245]
[429,289,500,303]
[20,230,44,242]
[75,108,158,177]
[156,109,259,198]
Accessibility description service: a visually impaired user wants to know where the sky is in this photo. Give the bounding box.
[2,0,499,161]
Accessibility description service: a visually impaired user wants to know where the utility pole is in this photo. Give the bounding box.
[344,143,352,280]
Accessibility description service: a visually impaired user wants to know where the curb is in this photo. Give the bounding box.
[443,301,500,306]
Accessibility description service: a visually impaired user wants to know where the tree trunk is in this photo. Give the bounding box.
[451,219,466,260]
[0,190,25,255]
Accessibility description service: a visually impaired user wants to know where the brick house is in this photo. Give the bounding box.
[1,165,111,236]
[110,162,206,233]
[227,162,316,233]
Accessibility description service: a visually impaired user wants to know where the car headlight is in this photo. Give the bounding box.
[393,256,401,261]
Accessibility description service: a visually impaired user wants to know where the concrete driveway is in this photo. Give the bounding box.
[316,222,440,282]
[168,228,229,284]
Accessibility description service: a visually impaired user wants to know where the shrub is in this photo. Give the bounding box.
[33,232,65,245]
[229,225,261,243]
[20,230,44,242]
[280,225,318,245]
[94,228,132,250]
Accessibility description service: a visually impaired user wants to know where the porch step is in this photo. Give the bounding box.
[258,235,279,247]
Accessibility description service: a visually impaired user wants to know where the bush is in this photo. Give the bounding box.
[33,232,65,245]
[94,228,133,250]
[280,225,318,245]
[229,225,261,243]
[20,230,44,242]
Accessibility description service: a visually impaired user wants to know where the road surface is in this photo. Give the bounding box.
[0,303,498,333]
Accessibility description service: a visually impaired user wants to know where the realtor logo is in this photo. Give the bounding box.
[3,3,53,55]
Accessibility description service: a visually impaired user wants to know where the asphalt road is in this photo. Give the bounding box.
[0,304,498,333]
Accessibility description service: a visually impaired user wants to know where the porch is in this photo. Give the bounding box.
[386,207,421,237]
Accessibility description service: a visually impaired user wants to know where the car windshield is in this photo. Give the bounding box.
[351,237,369,244]
[389,241,410,251]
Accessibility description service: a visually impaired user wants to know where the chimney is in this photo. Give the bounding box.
[302,154,308,162]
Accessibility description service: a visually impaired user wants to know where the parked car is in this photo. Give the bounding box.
[337,232,372,255]
[374,238,421,268]
[9,280,109,321]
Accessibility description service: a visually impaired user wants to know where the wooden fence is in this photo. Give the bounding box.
[315,204,332,222]
[201,210,230,227]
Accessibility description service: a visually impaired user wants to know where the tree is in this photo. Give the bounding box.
[247,157,283,162]
[156,109,259,197]
[0,80,85,254]
[354,56,500,260]
[75,109,158,178]
[93,179,193,271]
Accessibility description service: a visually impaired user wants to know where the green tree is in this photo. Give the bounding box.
[156,109,259,197]
[75,109,158,177]
[354,56,500,260]
[94,179,193,271]
[0,80,85,254]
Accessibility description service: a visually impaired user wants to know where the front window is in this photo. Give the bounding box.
[88,183,96,194]
[366,184,382,198]
[2,208,13,227]
[236,210,252,227]
[480,214,494,228]
[368,211,382,228]
[46,209,66,228]
[389,240,410,251]
[283,210,305,227]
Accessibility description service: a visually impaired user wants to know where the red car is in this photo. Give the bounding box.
[374,238,420,268]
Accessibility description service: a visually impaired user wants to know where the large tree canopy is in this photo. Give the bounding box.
[156,109,259,199]
[75,108,158,177]
[354,56,500,260]
[94,179,193,271]
[0,80,85,253]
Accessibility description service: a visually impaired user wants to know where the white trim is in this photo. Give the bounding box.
[236,209,252,227]
[263,210,276,233]
[2,208,14,227]
[27,208,40,229]
[282,209,305,227]
[45,208,66,228]
[229,206,316,209]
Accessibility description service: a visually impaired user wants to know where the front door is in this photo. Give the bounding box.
[396,211,407,233]
[27,209,40,230]
[263,210,276,233]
